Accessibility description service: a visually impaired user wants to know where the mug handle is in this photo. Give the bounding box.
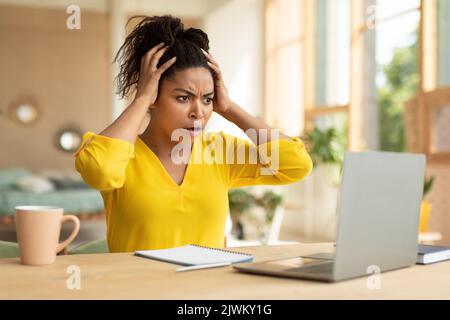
[56,215,80,254]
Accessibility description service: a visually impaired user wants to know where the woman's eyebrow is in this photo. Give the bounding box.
[173,88,214,96]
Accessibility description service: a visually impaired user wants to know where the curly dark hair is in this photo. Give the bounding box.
[113,15,215,99]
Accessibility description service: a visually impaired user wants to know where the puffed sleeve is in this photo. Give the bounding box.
[73,132,135,192]
[222,132,313,189]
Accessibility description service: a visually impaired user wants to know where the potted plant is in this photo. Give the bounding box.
[419,176,435,233]
[285,126,346,242]
[228,188,284,243]
[255,190,283,244]
[228,188,255,240]
[303,127,345,165]
[302,126,345,185]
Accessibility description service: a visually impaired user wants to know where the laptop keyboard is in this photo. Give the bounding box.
[288,262,334,274]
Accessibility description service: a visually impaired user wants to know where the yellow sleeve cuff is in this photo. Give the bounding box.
[73,131,135,159]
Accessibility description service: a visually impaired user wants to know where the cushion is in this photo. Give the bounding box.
[37,170,89,190]
[0,168,30,191]
[49,177,89,190]
[15,175,55,193]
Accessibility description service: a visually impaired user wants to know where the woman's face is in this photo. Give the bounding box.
[151,67,214,140]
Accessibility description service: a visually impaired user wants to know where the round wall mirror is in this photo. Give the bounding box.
[55,128,83,153]
[9,97,39,125]
[16,103,38,123]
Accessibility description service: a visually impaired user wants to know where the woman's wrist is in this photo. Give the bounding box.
[216,102,239,119]
[133,95,153,110]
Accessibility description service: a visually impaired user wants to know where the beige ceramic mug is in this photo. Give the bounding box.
[14,206,80,266]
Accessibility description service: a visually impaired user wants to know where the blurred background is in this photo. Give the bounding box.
[0,0,449,249]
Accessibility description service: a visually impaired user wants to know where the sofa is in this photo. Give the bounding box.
[0,167,104,223]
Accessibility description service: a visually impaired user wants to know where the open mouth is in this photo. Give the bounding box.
[183,127,202,136]
[184,126,201,132]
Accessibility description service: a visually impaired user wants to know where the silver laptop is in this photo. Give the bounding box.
[233,151,425,282]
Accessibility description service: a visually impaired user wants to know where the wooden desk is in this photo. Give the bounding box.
[1,243,449,299]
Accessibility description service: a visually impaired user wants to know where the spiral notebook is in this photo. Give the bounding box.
[134,244,253,266]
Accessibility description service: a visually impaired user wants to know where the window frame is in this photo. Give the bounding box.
[264,0,450,161]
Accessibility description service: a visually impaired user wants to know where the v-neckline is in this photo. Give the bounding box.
[137,135,198,189]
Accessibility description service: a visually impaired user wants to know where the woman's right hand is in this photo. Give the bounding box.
[135,42,177,106]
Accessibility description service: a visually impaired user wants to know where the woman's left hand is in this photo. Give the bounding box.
[201,48,234,114]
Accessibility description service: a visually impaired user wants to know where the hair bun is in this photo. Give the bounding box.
[131,15,209,51]
[152,15,184,45]
[181,28,210,51]
[115,15,214,99]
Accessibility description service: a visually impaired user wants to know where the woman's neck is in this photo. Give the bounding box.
[139,121,175,158]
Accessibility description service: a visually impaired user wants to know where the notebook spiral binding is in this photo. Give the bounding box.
[190,244,252,256]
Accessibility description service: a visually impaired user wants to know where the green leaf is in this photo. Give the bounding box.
[423,176,435,198]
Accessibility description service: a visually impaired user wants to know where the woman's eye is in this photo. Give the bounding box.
[177,96,188,102]
[204,98,213,104]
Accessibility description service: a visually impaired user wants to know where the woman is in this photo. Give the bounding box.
[74,15,313,252]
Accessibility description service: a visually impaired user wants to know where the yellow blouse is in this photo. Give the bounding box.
[74,131,312,252]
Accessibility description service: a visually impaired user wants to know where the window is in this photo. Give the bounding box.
[265,0,303,136]
[375,0,420,152]
[265,0,450,160]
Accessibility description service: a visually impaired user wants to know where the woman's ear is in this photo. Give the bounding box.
[149,99,158,110]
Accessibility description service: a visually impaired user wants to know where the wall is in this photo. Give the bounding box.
[202,0,265,139]
[0,0,263,171]
[426,163,450,245]
[0,5,110,171]
[438,0,450,86]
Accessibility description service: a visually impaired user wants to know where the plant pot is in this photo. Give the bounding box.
[258,206,284,245]
[232,206,285,244]
[230,213,245,240]
[304,163,340,242]
[419,200,432,233]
